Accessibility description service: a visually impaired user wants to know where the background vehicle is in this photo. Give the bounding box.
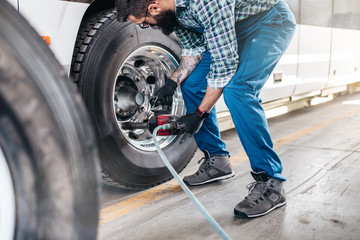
[0,0,99,239]
[8,0,360,189]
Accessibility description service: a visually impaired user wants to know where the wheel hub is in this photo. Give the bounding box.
[114,76,145,121]
[113,46,185,151]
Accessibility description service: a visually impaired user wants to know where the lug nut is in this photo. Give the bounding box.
[122,67,132,75]
[138,106,146,113]
[129,132,139,140]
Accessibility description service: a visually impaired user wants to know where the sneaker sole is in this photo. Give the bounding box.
[234,200,286,218]
[183,172,235,186]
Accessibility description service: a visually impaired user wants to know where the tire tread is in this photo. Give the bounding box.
[70,10,116,84]
[100,148,196,190]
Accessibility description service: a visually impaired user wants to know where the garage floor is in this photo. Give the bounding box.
[98,92,360,240]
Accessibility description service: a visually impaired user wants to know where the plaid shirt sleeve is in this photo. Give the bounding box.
[186,0,238,89]
[174,27,207,57]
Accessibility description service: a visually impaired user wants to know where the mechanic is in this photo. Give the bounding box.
[115,0,296,218]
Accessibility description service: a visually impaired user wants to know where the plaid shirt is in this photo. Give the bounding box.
[175,0,279,89]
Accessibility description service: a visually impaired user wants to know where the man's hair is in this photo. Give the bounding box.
[115,0,153,22]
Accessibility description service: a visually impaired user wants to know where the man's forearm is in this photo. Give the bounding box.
[198,87,223,112]
[170,56,203,85]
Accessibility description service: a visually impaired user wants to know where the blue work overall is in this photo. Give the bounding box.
[180,0,296,180]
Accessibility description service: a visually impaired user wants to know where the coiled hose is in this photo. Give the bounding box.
[153,124,232,240]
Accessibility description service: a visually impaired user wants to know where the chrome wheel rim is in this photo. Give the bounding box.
[113,45,185,151]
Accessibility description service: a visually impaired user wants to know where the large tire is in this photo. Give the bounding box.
[70,10,197,189]
[0,1,99,239]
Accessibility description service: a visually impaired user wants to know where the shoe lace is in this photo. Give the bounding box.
[196,156,212,175]
[245,181,267,204]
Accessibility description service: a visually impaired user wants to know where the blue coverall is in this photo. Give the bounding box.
[180,0,296,180]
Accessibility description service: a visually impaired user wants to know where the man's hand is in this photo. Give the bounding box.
[178,108,209,134]
[151,55,203,109]
[151,79,177,107]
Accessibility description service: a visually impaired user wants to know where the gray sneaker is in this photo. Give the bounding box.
[234,171,286,218]
[183,150,235,186]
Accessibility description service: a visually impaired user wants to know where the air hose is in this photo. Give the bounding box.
[153,124,232,240]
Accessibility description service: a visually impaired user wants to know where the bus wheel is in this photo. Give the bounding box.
[71,10,197,189]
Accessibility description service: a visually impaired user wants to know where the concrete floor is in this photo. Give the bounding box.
[98,92,360,240]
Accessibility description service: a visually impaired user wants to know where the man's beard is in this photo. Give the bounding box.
[152,10,179,36]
